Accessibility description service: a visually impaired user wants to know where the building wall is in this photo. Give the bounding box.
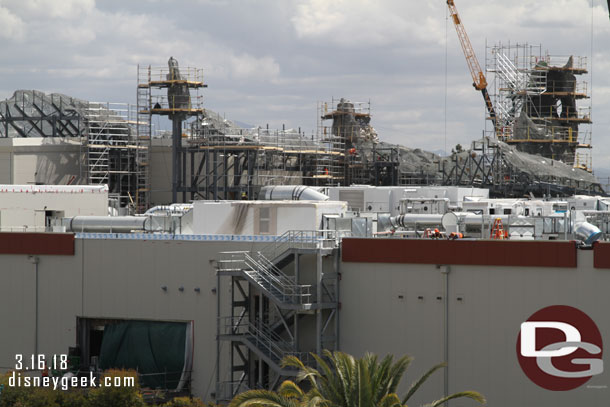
[340,239,610,407]
[2,235,610,406]
[149,140,172,206]
[0,138,85,185]
[0,236,257,400]
[0,186,107,231]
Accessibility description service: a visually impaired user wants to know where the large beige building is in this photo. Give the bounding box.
[1,233,609,406]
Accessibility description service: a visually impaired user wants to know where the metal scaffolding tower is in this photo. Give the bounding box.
[83,102,144,209]
[215,231,340,402]
[137,59,205,206]
[486,43,592,168]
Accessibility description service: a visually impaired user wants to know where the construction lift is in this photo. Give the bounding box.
[446,0,498,132]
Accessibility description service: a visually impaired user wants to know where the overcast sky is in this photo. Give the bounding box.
[1,0,609,171]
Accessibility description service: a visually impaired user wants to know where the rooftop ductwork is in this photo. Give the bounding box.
[260,185,328,201]
[63,216,150,233]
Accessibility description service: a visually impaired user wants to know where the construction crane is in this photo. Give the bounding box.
[446,0,497,130]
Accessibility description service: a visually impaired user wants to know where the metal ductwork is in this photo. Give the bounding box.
[145,204,193,216]
[574,221,602,245]
[260,185,328,201]
[64,216,150,233]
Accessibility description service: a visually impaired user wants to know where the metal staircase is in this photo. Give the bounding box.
[215,230,340,402]
[492,51,547,138]
[218,250,314,309]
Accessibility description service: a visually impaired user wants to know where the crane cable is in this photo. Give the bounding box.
[444,4,448,155]
[590,0,594,170]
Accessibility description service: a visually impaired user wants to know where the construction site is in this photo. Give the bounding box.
[0,6,604,214]
[1,1,610,407]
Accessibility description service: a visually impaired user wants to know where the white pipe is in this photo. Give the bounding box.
[390,214,444,227]
[67,216,149,232]
[574,221,602,245]
[260,185,328,201]
[145,204,193,215]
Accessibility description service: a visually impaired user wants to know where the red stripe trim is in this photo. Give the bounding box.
[0,233,74,255]
[593,242,610,268]
[342,238,577,268]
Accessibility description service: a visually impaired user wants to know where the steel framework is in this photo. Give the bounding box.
[486,43,592,168]
[215,231,340,402]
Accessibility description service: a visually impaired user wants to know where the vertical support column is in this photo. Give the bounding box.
[215,271,221,399]
[316,248,323,355]
[171,117,183,204]
[223,153,229,200]
[294,253,300,351]
[190,150,195,201]
[334,249,340,350]
[440,265,451,403]
[205,150,210,200]
[182,144,187,203]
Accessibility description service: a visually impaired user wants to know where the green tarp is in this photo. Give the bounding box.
[98,320,188,389]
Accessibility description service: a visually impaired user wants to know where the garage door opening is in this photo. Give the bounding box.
[77,317,193,392]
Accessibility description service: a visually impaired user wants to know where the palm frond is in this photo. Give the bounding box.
[314,351,349,406]
[402,362,447,405]
[229,389,297,407]
[378,393,404,407]
[423,391,486,407]
[277,380,304,399]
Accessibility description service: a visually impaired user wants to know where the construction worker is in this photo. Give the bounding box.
[241,191,248,200]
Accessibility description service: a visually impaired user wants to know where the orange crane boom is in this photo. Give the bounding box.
[446,0,497,128]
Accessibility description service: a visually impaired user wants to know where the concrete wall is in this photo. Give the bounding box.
[2,235,610,407]
[192,201,346,235]
[339,246,610,407]
[149,140,172,206]
[0,185,107,231]
[0,138,85,185]
[0,238,259,400]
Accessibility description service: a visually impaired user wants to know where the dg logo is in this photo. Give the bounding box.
[517,305,603,391]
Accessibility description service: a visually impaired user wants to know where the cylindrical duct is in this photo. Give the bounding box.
[260,185,328,201]
[66,216,149,232]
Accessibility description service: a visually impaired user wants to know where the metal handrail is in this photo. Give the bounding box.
[245,253,313,305]
[258,229,337,261]
[221,317,293,362]
[220,317,314,366]
[218,251,313,305]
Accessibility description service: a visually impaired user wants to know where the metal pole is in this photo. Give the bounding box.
[316,248,323,355]
[215,272,220,400]
[30,256,40,355]
[171,117,183,204]
[441,265,450,404]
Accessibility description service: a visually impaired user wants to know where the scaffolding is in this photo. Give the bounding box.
[137,61,205,207]
[486,43,592,168]
[0,90,148,210]
[83,102,145,209]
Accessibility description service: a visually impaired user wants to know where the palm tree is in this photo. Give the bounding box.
[229,350,485,407]
[228,379,329,407]
[229,351,485,407]
[284,350,484,407]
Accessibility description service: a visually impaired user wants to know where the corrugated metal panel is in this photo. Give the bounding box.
[339,190,364,211]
